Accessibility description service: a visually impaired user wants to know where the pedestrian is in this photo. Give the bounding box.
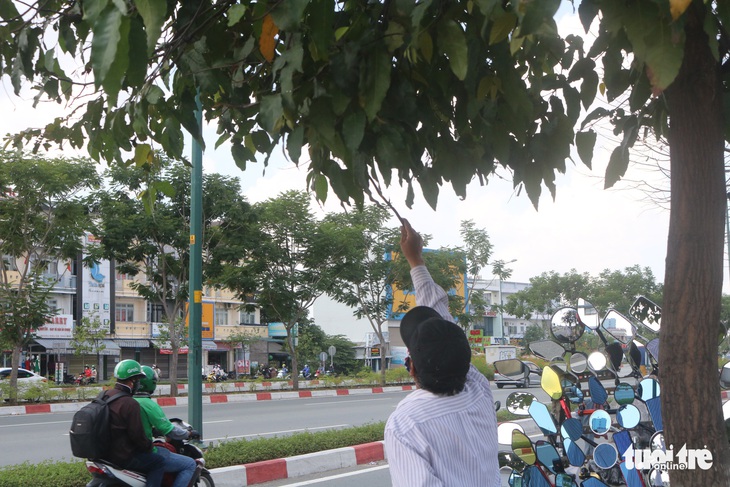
[384,219,500,486]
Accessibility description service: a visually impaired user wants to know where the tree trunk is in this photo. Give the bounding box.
[663,4,730,485]
[288,328,299,390]
[377,329,387,386]
[170,349,179,397]
[8,345,21,405]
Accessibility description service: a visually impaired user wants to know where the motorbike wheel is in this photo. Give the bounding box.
[196,471,215,487]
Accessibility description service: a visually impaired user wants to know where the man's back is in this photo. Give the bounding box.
[106,385,152,466]
[385,366,500,486]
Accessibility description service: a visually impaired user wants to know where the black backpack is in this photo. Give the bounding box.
[69,390,127,459]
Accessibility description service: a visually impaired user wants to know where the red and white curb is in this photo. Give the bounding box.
[0,385,415,416]
[210,441,387,486]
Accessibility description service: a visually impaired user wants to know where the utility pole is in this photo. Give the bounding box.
[188,92,203,436]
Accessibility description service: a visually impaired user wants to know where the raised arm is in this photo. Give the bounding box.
[400,219,453,322]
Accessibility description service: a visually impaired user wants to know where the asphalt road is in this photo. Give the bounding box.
[0,383,549,468]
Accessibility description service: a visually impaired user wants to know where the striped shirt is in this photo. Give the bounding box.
[385,266,500,486]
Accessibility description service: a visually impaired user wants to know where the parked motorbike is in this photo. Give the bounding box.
[495,296,668,487]
[84,419,214,487]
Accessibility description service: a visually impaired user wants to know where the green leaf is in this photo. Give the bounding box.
[604,145,629,189]
[152,180,175,198]
[578,0,599,33]
[287,126,304,163]
[359,49,391,121]
[342,110,366,154]
[126,16,148,88]
[270,0,309,31]
[519,0,560,37]
[91,5,124,86]
[308,0,334,61]
[136,0,167,56]
[437,20,468,80]
[575,130,596,169]
[579,107,609,131]
[102,15,131,105]
[83,0,110,23]
[231,142,254,170]
[489,11,517,45]
[0,0,20,23]
[259,94,284,134]
[580,70,598,110]
[146,85,164,104]
[227,4,247,27]
[134,143,152,166]
[314,174,329,203]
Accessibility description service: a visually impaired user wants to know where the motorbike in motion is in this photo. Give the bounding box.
[84,419,214,487]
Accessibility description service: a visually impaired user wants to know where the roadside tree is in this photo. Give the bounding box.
[0,152,99,404]
[3,2,730,482]
[94,160,256,395]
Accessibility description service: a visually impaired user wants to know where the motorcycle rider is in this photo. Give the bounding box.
[135,366,199,487]
[106,359,166,486]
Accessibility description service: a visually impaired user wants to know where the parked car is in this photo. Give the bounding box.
[0,367,48,387]
[494,360,542,389]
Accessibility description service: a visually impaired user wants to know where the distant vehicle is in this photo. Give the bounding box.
[494,360,541,389]
[0,367,48,393]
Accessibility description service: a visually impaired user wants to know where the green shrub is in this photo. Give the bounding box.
[384,367,411,384]
[470,355,494,380]
[354,370,379,385]
[0,460,89,487]
[204,422,385,469]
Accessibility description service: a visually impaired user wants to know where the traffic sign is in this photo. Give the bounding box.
[319,351,328,362]
[328,345,336,356]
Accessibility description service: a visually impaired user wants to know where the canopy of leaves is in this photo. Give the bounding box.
[505,265,662,320]
[2,0,594,209]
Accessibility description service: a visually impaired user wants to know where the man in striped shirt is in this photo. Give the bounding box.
[385,219,500,486]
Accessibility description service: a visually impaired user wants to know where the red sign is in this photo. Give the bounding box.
[160,346,189,355]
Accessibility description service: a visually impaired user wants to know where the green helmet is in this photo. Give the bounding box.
[138,365,158,394]
[114,359,145,381]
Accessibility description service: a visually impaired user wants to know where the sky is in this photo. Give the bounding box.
[0,4,727,336]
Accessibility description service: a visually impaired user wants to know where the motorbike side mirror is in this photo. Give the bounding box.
[498,422,525,445]
[638,378,660,401]
[589,410,611,435]
[568,352,588,373]
[535,440,561,474]
[604,342,625,373]
[541,365,563,400]
[593,443,619,470]
[506,392,536,416]
[601,309,638,345]
[617,404,641,429]
[529,339,566,361]
[588,376,609,406]
[720,363,730,390]
[577,298,600,330]
[628,296,662,332]
[587,351,607,372]
[550,307,584,344]
[529,400,558,436]
[614,383,636,405]
[511,430,536,466]
[494,359,528,379]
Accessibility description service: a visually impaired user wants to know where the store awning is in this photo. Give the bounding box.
[33,339,120,356]
[34,338,73,352]
[114,339,152,348]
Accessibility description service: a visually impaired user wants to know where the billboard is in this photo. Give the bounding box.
[81,234,111,331]
[184,301,214,339]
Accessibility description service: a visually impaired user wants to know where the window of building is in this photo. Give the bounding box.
[476,316,494,336]
[215,306,228,326]
[46,299,59,314]
[239,310,256,325]
[116,303,135,322]
[2,255,16,271]
[148,303,165,323]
